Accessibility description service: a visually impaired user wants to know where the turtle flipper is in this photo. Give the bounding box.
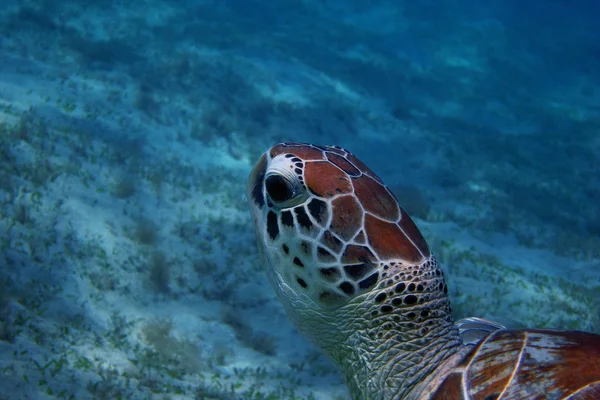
[456,317,506,345]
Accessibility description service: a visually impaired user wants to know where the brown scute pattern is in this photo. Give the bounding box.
[398,205,431,258]
[441,329,600,400]
[270,143,325,161]
[325,146,347,156]
[330,195,364,241]
[320,230,344,253]
[326,152,361,176]
[258,144,437,310]
[353,230,366,244]
[346,152,384,184]
[311,144,330,152]
[568,382,600,399]
[364,214,425,263]
[430,372,465,399]
[304,161,353,198]
[310,144,347,155]
[352,175,400,221]
[470,329,600,400]
[341,244,376,265]
[317,246,337,263]
[343,263,371,281]
[466,331,525,398]
[280,141,306,146]
[307,198,328,225]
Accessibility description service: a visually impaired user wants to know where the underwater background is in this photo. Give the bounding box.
[0,0,599,399]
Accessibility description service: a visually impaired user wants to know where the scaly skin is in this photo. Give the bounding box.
[277,259,463,400]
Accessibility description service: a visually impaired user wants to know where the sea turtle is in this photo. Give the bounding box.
[246,142,600,400]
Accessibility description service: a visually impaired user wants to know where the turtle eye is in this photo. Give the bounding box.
[265,174,295,204]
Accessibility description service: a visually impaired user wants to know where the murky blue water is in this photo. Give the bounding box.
[0,1,598,398]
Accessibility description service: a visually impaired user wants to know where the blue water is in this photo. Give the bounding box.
[0,1,598,398]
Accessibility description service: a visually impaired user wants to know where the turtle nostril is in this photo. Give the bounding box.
[265,174,294,204]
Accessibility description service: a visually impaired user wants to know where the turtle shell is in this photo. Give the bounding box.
[425,328,600,399]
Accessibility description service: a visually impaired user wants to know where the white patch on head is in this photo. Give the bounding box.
[264,154,308,208]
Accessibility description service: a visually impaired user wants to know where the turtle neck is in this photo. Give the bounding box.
[339,292,463,399]
[296,257,464,400]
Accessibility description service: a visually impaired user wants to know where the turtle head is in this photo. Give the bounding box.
[248,142,449,315]
[247,142,460,398]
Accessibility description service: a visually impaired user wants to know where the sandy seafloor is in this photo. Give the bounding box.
[0,0,599,399]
